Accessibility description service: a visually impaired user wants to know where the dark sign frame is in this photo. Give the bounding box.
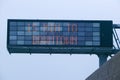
[7,19,113,54]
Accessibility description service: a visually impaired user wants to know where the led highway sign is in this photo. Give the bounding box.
[7,19,113,53]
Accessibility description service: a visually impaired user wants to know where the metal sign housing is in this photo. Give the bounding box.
[7,19,113,54]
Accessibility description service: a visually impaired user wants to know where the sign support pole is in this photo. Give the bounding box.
[97,54,108,67]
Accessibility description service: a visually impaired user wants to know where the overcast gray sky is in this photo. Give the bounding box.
[0,0,120,80]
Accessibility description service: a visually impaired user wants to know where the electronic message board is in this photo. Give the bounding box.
[7,19,113,53]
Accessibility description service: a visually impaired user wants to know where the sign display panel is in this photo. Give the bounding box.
[7,19,113,53]
[8,21,101,46]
